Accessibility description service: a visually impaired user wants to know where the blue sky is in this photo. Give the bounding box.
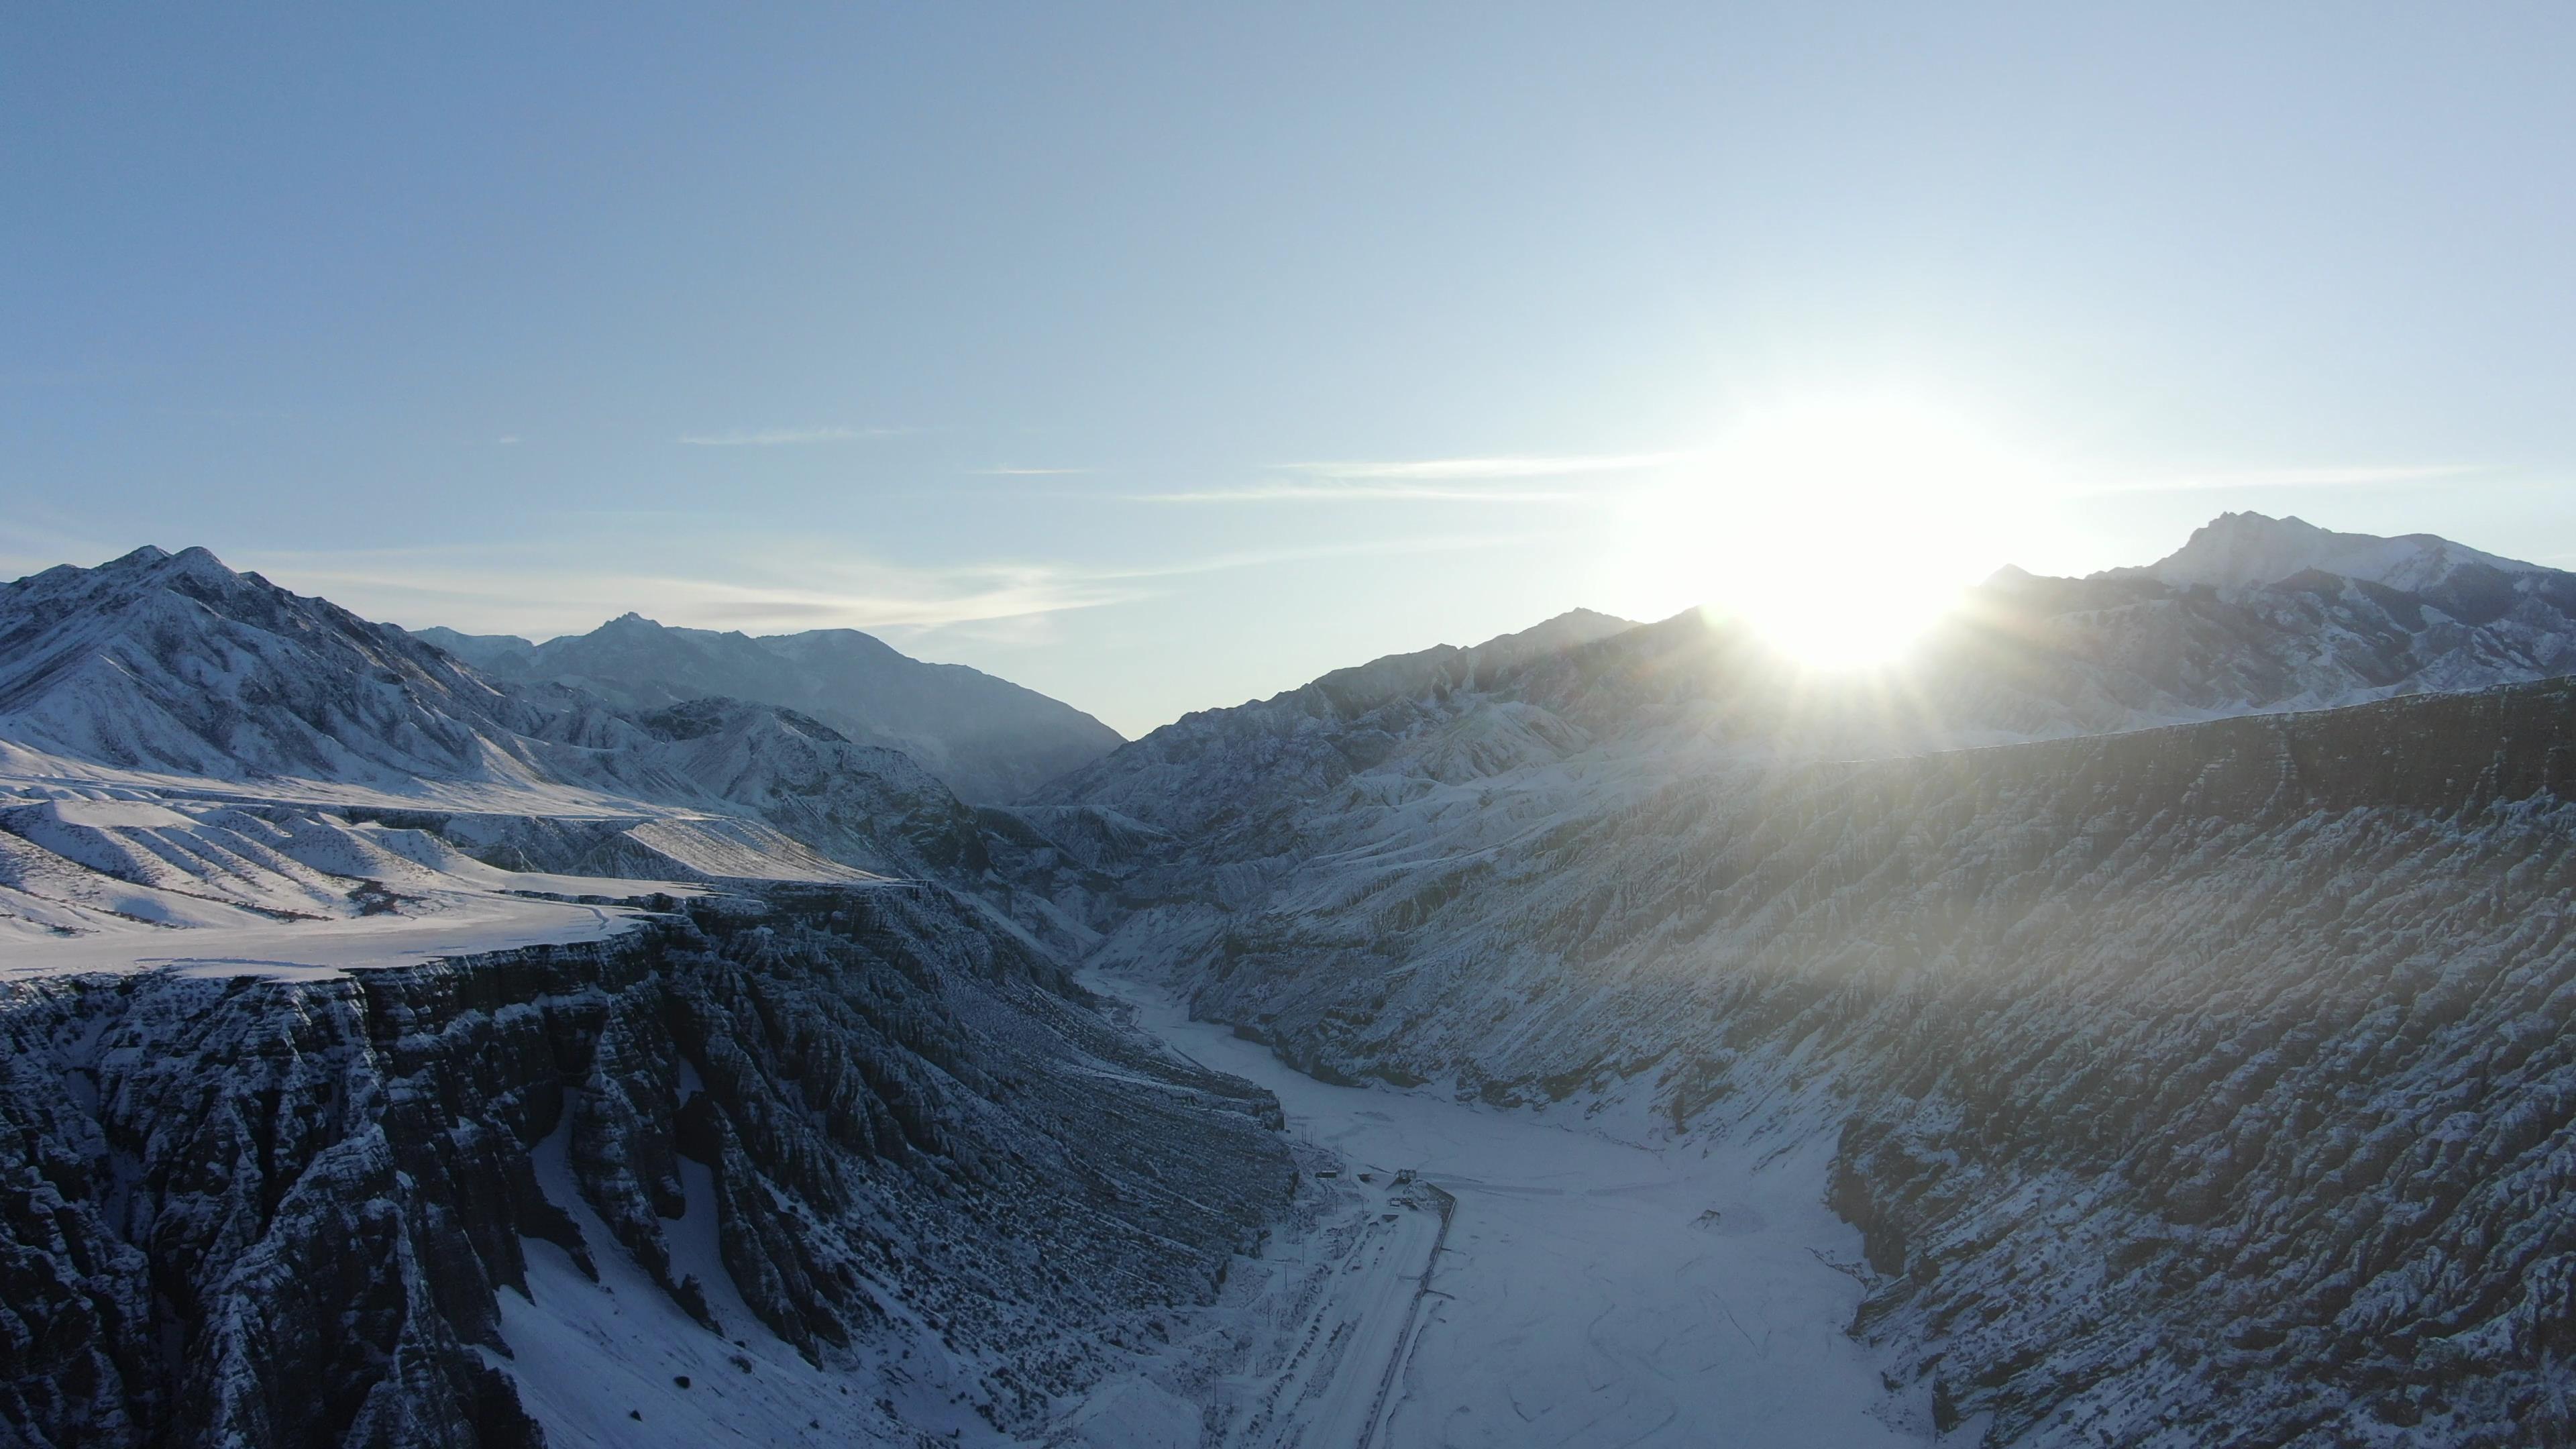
[7,3,2573,733]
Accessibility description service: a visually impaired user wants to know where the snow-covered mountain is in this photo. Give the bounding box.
[10,515,2576,1448]
[1020,515,2576,1446]
[2106,508,2542,594]
[0,546,991,883]
[418,613,1122,804]
[1073,677,2576,1444]
[1037,513,2576,848]
[0,547,1299,1448]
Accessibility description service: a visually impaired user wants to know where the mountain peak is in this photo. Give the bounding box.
[95,544,240,587]
[2112,511,2541,594]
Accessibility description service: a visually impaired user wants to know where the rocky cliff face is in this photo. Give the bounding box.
[1062,680,2576,1447]
[0,886,1293,1448]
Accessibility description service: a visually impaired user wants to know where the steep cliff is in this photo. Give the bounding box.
[0,885,1292,1448]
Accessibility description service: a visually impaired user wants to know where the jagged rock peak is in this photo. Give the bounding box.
[2110,511,2541,594]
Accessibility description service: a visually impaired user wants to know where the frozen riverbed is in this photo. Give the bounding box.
[1087,969,1939,1449]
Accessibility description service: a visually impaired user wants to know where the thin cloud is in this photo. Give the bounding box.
[676,425,907,447]
[1128,481,1595,505]
[2076,463,2487,495]
[1080,531,1553,582]
[234,529,1546,641]
[1283,450,1689,480]
[258,555,1138,639]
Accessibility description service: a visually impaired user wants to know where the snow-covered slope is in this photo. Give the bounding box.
[2,547,550,785]
[1030,608,1635,838]
[419,613,1124,804]
[0,547,993,884]
[1068,676,2576,1446]
[1016,516,2576,1447]
[15,516,2576,1448]
[2108,508,2541,594]
[0,548,1301,1449]
[1038,515,2576,848]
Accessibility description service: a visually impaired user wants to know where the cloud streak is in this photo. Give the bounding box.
[677,425,906,447]
[1283,451,1688,480]
[1122,449,1691,504]
[1127,482,1595,505]
[227,526,1546,643]
[2076,463,2487,495]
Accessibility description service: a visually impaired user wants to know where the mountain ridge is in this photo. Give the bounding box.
[417,612,1122,804]
[2104,508,2542,594]
[0,547,996,883]
[10,515,2576,1448]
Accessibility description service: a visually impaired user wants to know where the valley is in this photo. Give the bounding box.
[5,514,2575,1447]
[1090,969,1937,1448]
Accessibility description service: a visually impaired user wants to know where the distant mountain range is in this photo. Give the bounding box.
[1024,508,2576,1444]
[1038,511,2576,838]
[0,547,1283,1449]
[417,614,1122,804]
[0,546,989,884]
[7,511,2576,1446]
[2102,507,2547,593]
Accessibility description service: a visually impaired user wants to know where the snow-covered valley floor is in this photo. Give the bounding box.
[1085,969,1945,1449]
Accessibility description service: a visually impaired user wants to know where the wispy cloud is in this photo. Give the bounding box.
[2076,463,2487,495]
[254,551,1136,639]
[676,425,907,447]
[1128,481,1594,505]
[1121,449,1690,504]
[1283,451,1688,480]
[230,526,1547,642]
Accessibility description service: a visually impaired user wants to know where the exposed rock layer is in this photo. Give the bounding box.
[0,887,1292,1448]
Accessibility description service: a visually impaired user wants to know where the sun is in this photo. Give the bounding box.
[1615,396,2044,669]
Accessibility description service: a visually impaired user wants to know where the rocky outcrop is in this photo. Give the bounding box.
[0,887,1293,1448]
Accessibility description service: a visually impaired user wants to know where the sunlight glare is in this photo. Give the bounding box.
[1618,397,2045,669]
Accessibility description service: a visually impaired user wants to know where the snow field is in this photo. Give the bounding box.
[1089,968,1939,1448]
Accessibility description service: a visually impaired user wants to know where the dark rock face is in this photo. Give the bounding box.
[1073,680,2576,1446]
[0,888,1292,1448]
